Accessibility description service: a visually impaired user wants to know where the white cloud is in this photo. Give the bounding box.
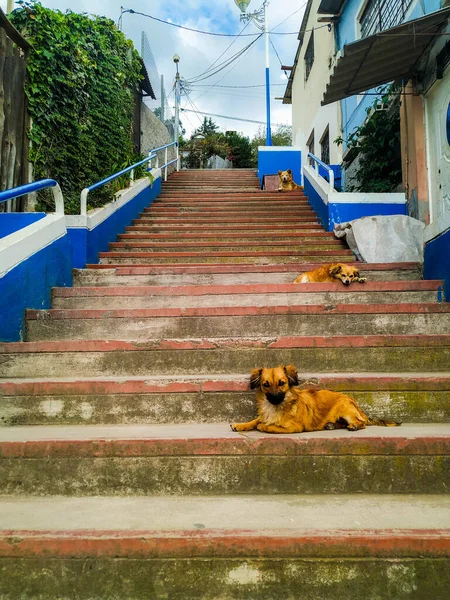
[12,0,307,139]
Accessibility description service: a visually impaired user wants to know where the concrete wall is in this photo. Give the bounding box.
[140,104,177,174]
[291,0,342,166]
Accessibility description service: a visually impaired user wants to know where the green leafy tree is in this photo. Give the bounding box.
[194,117,219,137]
[224,131,253,168]
[11,1,143,214]
[335,86,402,193]
[250,124,292,164]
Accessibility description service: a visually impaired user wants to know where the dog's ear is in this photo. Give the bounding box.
[329,264,342,277]
[278,170,282,175]
[284,364,299,387]
[249,367,263,390]
[287,169,292,174]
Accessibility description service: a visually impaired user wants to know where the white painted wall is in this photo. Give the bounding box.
[290,0,342,167]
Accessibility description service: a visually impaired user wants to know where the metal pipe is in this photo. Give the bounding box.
[264,1,272,146]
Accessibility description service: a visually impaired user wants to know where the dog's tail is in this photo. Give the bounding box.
[367,417,402,427]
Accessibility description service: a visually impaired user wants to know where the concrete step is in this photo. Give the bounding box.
[26,303,450,342]
[1,335,450,377]
[151,198,309,206]
[75,263,423,286]
[52,281,443,309]
[2,374,450,426]
[146,207,314,215]
[108,241,345,253]
[118,232,337,242]
[0,423,449,495]
[0,494,449,599]
[127,223,325,232]
[133,215,318,223]
[98,250,354,265]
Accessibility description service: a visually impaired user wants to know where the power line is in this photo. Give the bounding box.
[269,37,289,78]
[180,107,286,126]
[120,8,316,36]
[190,83,287,88]
[186,34,263,84]
[270,2,307,32]
[188,20,252,83]
[191,34,263,102]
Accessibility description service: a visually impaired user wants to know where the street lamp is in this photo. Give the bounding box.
[234,1,272,146]
[173,54,181,144]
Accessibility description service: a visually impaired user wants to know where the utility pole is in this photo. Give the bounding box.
[7,1,15,13]
[173,55,180,144]
[234,0,272,146]
[160,75,165,124]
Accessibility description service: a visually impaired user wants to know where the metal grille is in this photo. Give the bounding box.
[360,0,413,39]
[307,132,315,165]
[304,31,315,81]
[320,129,330,165]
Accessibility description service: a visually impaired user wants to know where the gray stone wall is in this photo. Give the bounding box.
[140,104,177,175]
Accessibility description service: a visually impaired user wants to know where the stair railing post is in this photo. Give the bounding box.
[164,147,168,181]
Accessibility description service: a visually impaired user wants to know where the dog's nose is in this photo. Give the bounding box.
[266,392,285,405]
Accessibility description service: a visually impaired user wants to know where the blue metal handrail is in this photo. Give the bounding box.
[0,179,64,214]
[308,152,335,192]
[80,154,156,216]
[149,141,179,182]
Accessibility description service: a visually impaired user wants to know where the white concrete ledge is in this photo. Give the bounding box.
[66,174,156,231]
[303,165,407,204]
[258,146,301,151]
[424,211,450,243]
[0,214,66,278]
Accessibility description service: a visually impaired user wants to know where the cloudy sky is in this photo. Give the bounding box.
[3,0,306,139]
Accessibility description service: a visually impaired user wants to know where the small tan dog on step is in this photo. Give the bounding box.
[231,365,401,434]
[293,263,367,286]
[278,169,301,191]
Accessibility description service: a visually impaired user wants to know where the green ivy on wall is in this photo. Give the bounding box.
[11,1,143,214]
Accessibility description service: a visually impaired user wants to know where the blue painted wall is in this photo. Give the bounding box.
[304,170,407,231]
[67,178,161,268]
[328,202,407,230]
[258,149,302,187]
[0,235,73,342]
[0,213,46,239]
[303,176,328,230]
[424,228,450,301]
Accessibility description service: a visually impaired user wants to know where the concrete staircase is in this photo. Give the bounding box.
[1,168,449,599]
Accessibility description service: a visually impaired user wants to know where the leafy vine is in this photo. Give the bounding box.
[11,1,143,214]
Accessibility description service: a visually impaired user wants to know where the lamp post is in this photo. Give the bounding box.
[234,0,272,146]
[173,54,181,144]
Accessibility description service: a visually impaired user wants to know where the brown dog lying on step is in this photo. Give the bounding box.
[230,365,401,434]
[293,263,366,285]
[278,169,301,191]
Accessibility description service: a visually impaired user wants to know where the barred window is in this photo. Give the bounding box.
[304,31,314,81]
[307,131,315,165]
[360,0,413,39]
[320,128,330,165]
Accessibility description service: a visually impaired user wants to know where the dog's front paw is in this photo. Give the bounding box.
[356,277,367,283]
[277,187,283,192]
[324,422,336,430]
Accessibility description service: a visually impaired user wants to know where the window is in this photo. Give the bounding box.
[304,31,314,81]
[307,131,315,164]
[360,0,412,39]
[447,102,450,145]
[320,128,330,165]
